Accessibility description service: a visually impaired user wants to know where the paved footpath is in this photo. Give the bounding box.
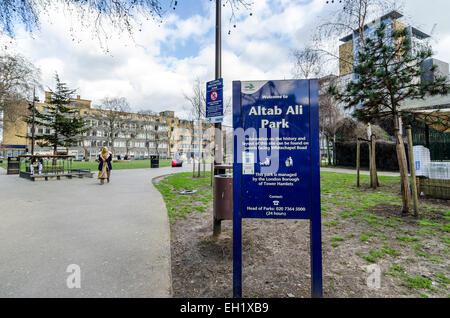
[0,165,190,297]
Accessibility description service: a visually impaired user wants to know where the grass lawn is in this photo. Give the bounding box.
[69,159,172,170]
[153,172,212,220]
[0,159,172,170]
[155,171,420,221]
[155,171,450,297]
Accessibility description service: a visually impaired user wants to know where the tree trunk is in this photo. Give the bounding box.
[198,133,202,178]
[333,134,336,166]
[319,136,322,166]
[326,135,331,166]
[406,126,419,217]
[394,114,411,214]
[203,158,206,177]
[211,161,213,186]
[53,144,57,166]
[356,138,360,187]
[368,140,372,186]
[370,134,378,189]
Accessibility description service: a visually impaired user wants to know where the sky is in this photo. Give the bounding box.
[2,0,450,123]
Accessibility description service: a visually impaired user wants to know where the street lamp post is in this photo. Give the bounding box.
[213,0,225,237]
[28,87,37,156]
[214,0,223,167]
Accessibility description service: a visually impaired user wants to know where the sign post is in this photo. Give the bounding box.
[232,79,322,298]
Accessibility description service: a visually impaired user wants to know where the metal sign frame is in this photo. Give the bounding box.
[232,79,322,298]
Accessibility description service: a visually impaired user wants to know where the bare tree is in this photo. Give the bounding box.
[184,78,207,177]
[334,118,365,140]
[1,1,166,38]
[143,125,154,159]
[315,0,399,49]
[308,0,402,73]
[0,54,41,136]
[153,122,168,158]
[312,0,401,183]
[1,1,253,50]
[94,97,130,155]
[292,46,324,79]
[79,131,90,161]
[124,120,137,158]
[184,78,206,121]
[138,110,157,159]
[319,77,345,165]
[0,54,41,105]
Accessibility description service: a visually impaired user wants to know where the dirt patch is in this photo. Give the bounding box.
[367,202,448,221]
[155,174,449,298]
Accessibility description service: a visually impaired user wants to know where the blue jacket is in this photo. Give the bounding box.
[98,152,112,171]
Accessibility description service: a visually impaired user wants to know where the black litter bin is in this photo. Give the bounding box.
[7,157,20,175]
[150,155,160,168]
[214,173,233,221]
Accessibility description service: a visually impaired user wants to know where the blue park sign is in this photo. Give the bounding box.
[206,78,224,124]
[232,79,322,298]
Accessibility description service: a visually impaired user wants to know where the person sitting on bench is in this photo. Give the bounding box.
[30,157,43,175]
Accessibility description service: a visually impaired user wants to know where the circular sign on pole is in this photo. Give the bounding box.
[210,91,218,101]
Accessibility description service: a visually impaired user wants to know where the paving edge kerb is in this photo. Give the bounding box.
[150,167,194,297]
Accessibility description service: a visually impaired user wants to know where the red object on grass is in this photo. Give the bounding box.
[172,160,183,167]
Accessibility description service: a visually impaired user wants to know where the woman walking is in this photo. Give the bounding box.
[98,146,112,185]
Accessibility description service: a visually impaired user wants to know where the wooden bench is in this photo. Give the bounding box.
[26,165,64,174]
[21,168,93,181]
[32,172,87,181]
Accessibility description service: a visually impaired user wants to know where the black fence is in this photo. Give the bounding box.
[335,141,410,172]
[412,123,450,161]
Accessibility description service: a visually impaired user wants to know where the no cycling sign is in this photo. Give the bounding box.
[232,79,322,298]
[206,78,224,124]
[210,90,219,101]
